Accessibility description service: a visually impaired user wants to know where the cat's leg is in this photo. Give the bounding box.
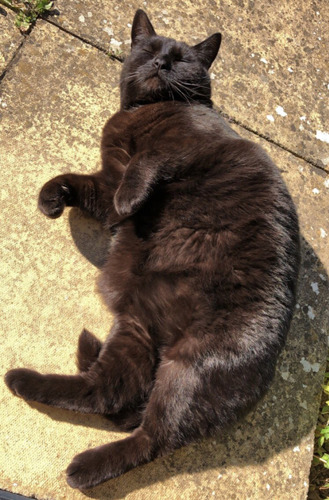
[65,341,262,490]
[5,316,156,415]
[76,329,103,372]
[38,147,130,222]
[38,172,120,224]
[76,329,145,429]
[65,357,211,489]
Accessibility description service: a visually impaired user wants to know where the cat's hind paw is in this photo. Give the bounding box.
[38,180,70,218]
[5,368,43,401]
[76,329,103,372]
[66,446,109,490]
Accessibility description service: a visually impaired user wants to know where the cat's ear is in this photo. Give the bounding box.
[193,33,222,69]
[131,9,156,46]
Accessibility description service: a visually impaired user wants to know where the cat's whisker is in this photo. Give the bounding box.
[173,79,208,99]
[168,81,192,105]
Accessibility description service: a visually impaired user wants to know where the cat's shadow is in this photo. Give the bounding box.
[35,209,327,499]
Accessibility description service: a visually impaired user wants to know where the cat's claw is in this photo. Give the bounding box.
[5,368,43,400]
[38,181,70,219]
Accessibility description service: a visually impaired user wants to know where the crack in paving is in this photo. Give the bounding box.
[219,112,329,176]
[0,35,26,84]
[44,16,124,62]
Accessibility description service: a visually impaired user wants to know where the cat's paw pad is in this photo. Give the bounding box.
[5,368,42,400]
[66,448,105,490]
[38,180,70,219]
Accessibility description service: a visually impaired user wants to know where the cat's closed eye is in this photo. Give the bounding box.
[142,48,154,57]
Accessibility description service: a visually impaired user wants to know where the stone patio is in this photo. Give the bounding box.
[0,2,328,499]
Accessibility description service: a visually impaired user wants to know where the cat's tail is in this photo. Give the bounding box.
[76,329,102,372]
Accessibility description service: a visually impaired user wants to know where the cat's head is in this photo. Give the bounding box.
[120,10,221,109]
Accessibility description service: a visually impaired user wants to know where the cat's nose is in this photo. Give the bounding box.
[153,56,171,71]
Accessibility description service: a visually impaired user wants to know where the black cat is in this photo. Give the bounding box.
[5,9,300,490]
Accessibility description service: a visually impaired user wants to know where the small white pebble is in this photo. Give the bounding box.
[127,23,132,27]
[210,72,216,80]
[293,446,300,452]
[1,102,7,108]
[316,130,329,143]
[288,474,292,479]
[324,178,329,188]
[78,14,85,23]
[110,38,122,47]
[320,228,327,238]
[311,282,319,295]
[295,303,300,309]
[312,188,320,194]
[103,27,114,36]
[288,67,293,72]
[251,53,255,58]
[217,474,222,479]
[300,116,306,121]
[260,57,268,64]
[319,274,326,281]
[266,484,271,490]
[267,115,274,122]
[299,400,308,409]
[307,306,315,320]
[304,481,308,487]
[87,12,92,17]
[276,105,287,117]
[300,357,320,373]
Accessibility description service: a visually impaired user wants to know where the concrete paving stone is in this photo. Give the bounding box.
[50,0,329,169]
[0,16,328,500]
[0,6,24,75]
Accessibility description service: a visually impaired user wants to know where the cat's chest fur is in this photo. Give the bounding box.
[102,101,235,160]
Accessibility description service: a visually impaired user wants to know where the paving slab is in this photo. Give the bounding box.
[0,16,328,500]
[50,0,329,169]
[0,6,24,75]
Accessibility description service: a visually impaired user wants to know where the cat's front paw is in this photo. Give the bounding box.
[5,368,43,401]
[38,179,71,219]
[114,185,141,217]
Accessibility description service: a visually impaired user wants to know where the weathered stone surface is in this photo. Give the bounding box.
[0,14,328,500]
[50,0,329,169]
[0,6,24,75]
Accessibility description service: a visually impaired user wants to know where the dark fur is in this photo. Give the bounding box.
[5,10,300,490]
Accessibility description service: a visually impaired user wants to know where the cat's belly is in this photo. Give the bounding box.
[97,222,202,340]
